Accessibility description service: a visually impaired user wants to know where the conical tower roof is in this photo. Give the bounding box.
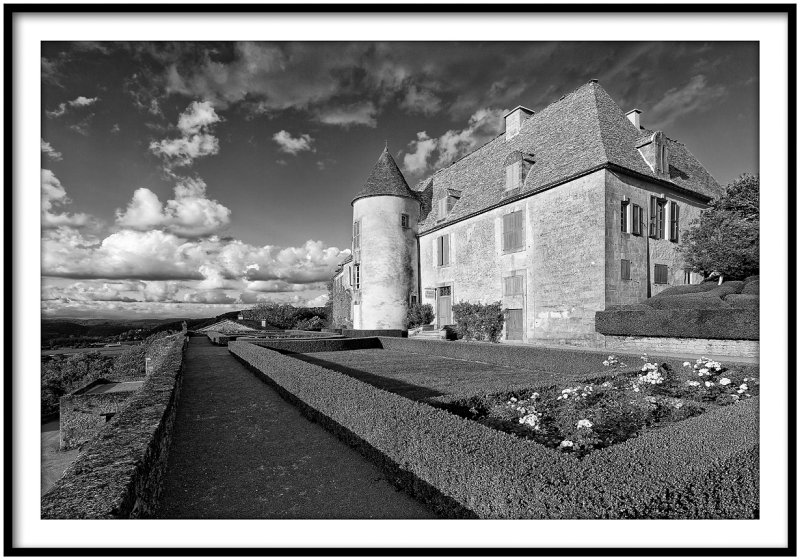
[351,146,418,205]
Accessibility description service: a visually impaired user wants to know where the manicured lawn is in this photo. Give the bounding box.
[292,349,596,402]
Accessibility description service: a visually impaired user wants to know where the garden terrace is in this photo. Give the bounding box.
[229,340,759,519]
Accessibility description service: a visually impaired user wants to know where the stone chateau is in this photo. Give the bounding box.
[331,80,723,345]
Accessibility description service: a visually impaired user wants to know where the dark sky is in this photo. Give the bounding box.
[41,41,758,319]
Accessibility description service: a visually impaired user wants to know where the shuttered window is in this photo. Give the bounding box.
[353,220,361,249]
[503,270,525,296]
[401,213,409,228]
[437,234,450,266]
[621,259,631,281]
[621,201,629,232]
[354,264,361,290]
[654,264,668,284]
[669,201,679,242]
[502,210,525,252]
[650,196,666,239]
[632,204,643,235]
[505,161,521,191]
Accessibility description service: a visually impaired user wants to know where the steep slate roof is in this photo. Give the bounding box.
[352,146,419,205]
[415,81,723,233]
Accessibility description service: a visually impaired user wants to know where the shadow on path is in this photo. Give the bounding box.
[154,337,436,519]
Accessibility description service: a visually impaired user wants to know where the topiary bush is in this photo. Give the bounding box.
[294,315,325,331]
[406,303,434,329]
[451,301,505,343]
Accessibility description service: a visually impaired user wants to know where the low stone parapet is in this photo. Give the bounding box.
[41,334,187,519]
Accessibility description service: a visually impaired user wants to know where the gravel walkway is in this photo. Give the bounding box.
[154,337,436,519]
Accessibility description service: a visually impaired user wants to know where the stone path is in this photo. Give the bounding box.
[154,336,435,519]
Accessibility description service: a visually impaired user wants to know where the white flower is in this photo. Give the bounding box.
[530,392,539,400]
[739,383,748,391]
[686,380,700,387]
[602,360,610,366]
[576,419,593,429]
[731,394,740,401]
[719,378,731,386]
[683,361,691,367]
[674,401,684,409]
[559,440,574,448]
[519,413,541,429]
[705,381,714,387]
[698,368,709,375]
[510,397,517,402]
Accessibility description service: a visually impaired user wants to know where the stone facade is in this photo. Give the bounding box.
[335,81,722,346]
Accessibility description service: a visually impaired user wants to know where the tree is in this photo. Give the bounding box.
[679,174,759,281]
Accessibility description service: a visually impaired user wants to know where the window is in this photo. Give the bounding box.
[649,196,666,239]
[621,200,629,233]
[621,259,631,281]
[353,220,361,249]
[503,270,525,296]
[505,160,522,191]
[410,294,417,305]
[502,210,525,252]
[354,263,361,290]
[401,213,409,228]
[631,204,643,235]
[683,268,692,285]
[436,234,450,266]
[669,201,679,242]
[438,195,458,219]
[654,264,668,284]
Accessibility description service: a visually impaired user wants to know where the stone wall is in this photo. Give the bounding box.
[418,169,608,346]
[41,334,186,519]
[603,335,758,359]
[59,389,135,450]
[331,262,353,329]
[604,170,706,304]
[352,195,419,330]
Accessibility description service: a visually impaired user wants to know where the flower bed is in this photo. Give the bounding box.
[442,355,759,457]
[228,341,758,519]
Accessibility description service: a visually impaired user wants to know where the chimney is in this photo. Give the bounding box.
[237,313,243,320]
[626,109,642,129]
[504,105,534,141]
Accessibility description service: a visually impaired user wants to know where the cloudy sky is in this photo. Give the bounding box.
[41,41,758,320]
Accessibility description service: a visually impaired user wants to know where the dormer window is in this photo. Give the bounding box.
[636,131,669,177]
[437,189,461,220]
[504,151,534,194]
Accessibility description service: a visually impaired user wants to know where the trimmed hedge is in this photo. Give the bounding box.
[247,337,382,354]
[595,308,758,340]
[42,335,187,519]
[644,293,731,310]
[342,329,407,338]
[725,294,760,308]
[229,341,758,519]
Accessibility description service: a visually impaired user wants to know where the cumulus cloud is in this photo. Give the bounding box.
[402,107,506,175]
[46,96,99,118]
[42,281,139,303]
[647,75,728,129]
[42,225,349,289]
[315,101,377,128]
[272,130,315,155]
[41,139,62,161]
[41,169,94,229]
[114,176,231,238]
[150,101,221,167]
[183,290,237,304]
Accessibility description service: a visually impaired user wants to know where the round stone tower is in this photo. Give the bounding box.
[351,146,420,331]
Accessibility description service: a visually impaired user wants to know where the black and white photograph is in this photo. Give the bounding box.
[7,5,794,555]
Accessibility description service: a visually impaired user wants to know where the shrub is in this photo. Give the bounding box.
[644,293,731,310]
[406,303,434,329]
[724,294,759,308]
[451,301,505,342]
[41,352,116,417]
[294,315,325,331]
[595,308,758,340]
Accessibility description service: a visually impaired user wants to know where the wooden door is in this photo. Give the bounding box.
[436,286,452,328]
[506,309,523,340]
